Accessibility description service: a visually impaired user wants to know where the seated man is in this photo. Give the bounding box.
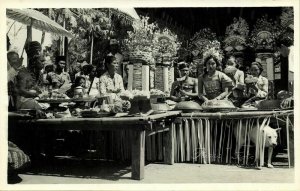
[170,62,198,102]
[47,56,71,93]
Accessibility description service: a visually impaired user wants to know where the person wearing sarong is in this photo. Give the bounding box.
[8,141,31,184]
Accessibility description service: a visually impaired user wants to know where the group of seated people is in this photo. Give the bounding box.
[8,41,270,113]
[7,41,125,112]
[170,54,268,106]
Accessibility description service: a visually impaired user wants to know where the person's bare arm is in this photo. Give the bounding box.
[198,76,208,101]
[179,78,198,97]
[169,82,181,101]
[214,87,229,100]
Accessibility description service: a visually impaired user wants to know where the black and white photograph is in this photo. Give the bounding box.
[1,0,299,190]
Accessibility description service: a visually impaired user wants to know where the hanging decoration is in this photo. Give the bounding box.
[190,28,217,57]
[250,15,281,52]
[124,16,158,90]
[223,17,249,57]
[188,28,217,76]
[152,28,181,93]
[153,28,181,61]
[124,16,158,62]
[278,7,294,47]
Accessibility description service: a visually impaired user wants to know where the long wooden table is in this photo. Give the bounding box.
[12,111,181,180]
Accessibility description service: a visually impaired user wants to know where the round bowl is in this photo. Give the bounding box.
[173,101,202,113]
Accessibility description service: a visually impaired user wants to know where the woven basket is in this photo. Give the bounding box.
[129,51,152,63]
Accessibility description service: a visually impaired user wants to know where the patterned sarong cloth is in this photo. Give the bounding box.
[8,141,30,171]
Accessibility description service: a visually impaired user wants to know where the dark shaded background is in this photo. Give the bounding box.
[136,7,284,37]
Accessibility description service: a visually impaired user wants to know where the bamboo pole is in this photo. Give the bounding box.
[243,119,247,165]
[246,119,253,165]
[90,32,94,65]
[218,121,223,163]
[225,121,231,164]
[175,123,178,163]
[191,119,196,163]
[207,119,211,164]
[179,121,184,162]
[185,119,190,161]
[255,118,260,168]
[286,115,290,168]
[229,121,233,164]
[180,110,293,119]
[197,119,202,163]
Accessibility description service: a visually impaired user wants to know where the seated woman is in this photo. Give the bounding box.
[15,69,47,117]
[244,61,268,101]
[98,54,125,101]
[198,55,233,102]
[85,65,100,97]
[170,62,198,102]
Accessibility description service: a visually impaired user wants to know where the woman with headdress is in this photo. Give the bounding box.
[170,62,198,102]
[198,50,233,101]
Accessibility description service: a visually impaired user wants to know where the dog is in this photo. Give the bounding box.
[234,123,281,169]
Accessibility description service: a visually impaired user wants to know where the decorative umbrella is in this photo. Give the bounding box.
[6,8,73,38]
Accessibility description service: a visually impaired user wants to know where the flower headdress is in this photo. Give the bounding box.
[202,40,223,64]
[124,16,158,53]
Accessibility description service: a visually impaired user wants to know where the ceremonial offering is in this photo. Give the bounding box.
[201,100,236,112]
[174,101,202,113]
[131,90,150,99]
[129,94,152,115]
[150,89,166,98]
[245,75,258,84]
[53,108,72,118]
[151,103,171,112]
[256,99,281,110]
[119,90,134,100]
[38,89,70,103]
[72,96,96,103]
[224,66,238,77]
[80,108,115,118]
